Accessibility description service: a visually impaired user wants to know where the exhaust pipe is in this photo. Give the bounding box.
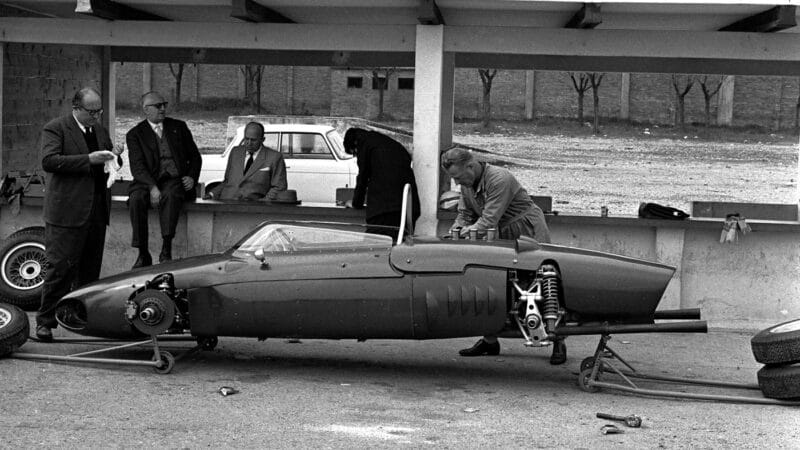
[553,320,708,336]
[653,308,701,320]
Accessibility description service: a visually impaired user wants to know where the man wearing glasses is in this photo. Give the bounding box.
[126,91,201,269]
[206,121,287,201]
[441,148,566,365]
[36,87,124,342]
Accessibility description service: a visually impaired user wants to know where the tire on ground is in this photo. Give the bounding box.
[0,228,47,310]
[757,364,800,400]
[751,319,800,365]
[0,302,29,357]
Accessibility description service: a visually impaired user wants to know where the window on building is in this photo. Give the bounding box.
[347,77,363,88]
[371,76,387,90]
[398,77,414,90]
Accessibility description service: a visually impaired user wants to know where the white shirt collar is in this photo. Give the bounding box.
[72,112,90,134]
[147,120,163,132]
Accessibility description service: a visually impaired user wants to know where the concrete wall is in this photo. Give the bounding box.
[3,200,797,331]
[2,43,102,174]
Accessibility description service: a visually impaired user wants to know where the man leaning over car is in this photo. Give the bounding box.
[205,121,287,201]
[442,148,566,365]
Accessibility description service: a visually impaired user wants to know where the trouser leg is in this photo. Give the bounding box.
[75,218,106,287]
[129,189,150,249]
[37,223,87,328]
[158,178,183,240]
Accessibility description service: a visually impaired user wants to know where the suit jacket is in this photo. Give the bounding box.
[41,114,115,227]
[352,131,420,221]
[210,145,287,200]
[126,117,202,200]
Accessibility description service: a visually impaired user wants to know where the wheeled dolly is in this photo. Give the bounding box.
[578,334,800,406]
[10,334,217,374]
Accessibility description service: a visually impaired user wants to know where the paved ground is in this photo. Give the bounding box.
[2,315,798,449]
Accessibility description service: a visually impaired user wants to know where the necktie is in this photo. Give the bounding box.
[155,124,162,138]
[244,152,254,175]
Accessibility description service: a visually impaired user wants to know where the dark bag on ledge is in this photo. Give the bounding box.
[638,202,690,220]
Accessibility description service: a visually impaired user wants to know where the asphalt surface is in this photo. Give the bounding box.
[2,316,798,449]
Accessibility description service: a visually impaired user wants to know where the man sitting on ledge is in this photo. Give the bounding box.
[206,121,287,201]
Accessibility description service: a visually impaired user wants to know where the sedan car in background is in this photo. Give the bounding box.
[199,124,357,204]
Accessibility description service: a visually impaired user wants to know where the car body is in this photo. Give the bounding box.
[199,124,357,204]
[51,221,702,348]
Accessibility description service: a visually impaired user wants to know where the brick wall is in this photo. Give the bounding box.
[2,43,102,173]
[114,62,800,130]
[330,68,416,120]
[734,76,799,129]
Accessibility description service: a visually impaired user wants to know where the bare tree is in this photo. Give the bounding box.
[588,72,605,134]
[698,75,723,127]
[478,69,498,128]
[568,72,591,123]
[240,65,264,112]
[168,63,185,110]
[371,67,395,121]
[671,74,695,129]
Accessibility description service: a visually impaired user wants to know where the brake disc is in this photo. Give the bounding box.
[128,289,176,335]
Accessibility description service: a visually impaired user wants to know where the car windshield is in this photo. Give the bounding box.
[232,223,392,257]
[327,130,351,160]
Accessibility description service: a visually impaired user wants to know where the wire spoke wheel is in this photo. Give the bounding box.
[0,229,47,309]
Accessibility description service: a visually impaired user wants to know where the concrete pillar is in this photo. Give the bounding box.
[655,227,686,311]
[620,72,630,120]
[717,75,735,126]
[142,62,152,93]
[287,66,294,114]
[101,47,116,140]
[194,64,201,102]
[797,135,800,220]
[413,25,454,236]
[524,70,535,120]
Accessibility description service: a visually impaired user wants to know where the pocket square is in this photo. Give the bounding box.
[259,167,270,171]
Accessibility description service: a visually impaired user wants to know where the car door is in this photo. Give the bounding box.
[280,132,352,203]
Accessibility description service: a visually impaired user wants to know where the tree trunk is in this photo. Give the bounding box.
[676,96,685,129]
[592,89,600,134]
[577,93,584,122]
[704,99,711,127]
[478,69,497,128]
[169,63,185,110]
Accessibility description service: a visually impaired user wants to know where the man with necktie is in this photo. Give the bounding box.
[207,121,287,201]
[126,91,202,268]
[36,87,124,341]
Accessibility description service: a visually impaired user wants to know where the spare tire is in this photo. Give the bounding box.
[0,302,29,357]
[0,228,47,310]
[757,364,800,400]
[751,319,800,365]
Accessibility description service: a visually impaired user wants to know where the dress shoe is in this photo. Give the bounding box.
[459,338,500,357]
[35,325,53,342]
[132,253,152,269]
[550,339,567,365]
[158,248,172,263]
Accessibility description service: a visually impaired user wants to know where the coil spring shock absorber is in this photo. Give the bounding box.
[539,264,562,331]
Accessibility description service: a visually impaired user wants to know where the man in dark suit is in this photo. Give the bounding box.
[36,87,123,341]
[127,91,201,268]
[207,122,287,201]
[343,128,420,238]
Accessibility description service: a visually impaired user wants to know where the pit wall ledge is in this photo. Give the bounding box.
[1,197,797,332]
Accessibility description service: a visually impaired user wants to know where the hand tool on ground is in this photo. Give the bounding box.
[596,412,642,428]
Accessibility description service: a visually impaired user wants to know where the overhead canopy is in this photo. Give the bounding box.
[0,0,797,74]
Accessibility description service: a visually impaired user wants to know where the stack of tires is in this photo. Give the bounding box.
[0,226,45,356]
[751,319,800,400]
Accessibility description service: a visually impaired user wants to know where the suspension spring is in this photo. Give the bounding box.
[540,264,561,323]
